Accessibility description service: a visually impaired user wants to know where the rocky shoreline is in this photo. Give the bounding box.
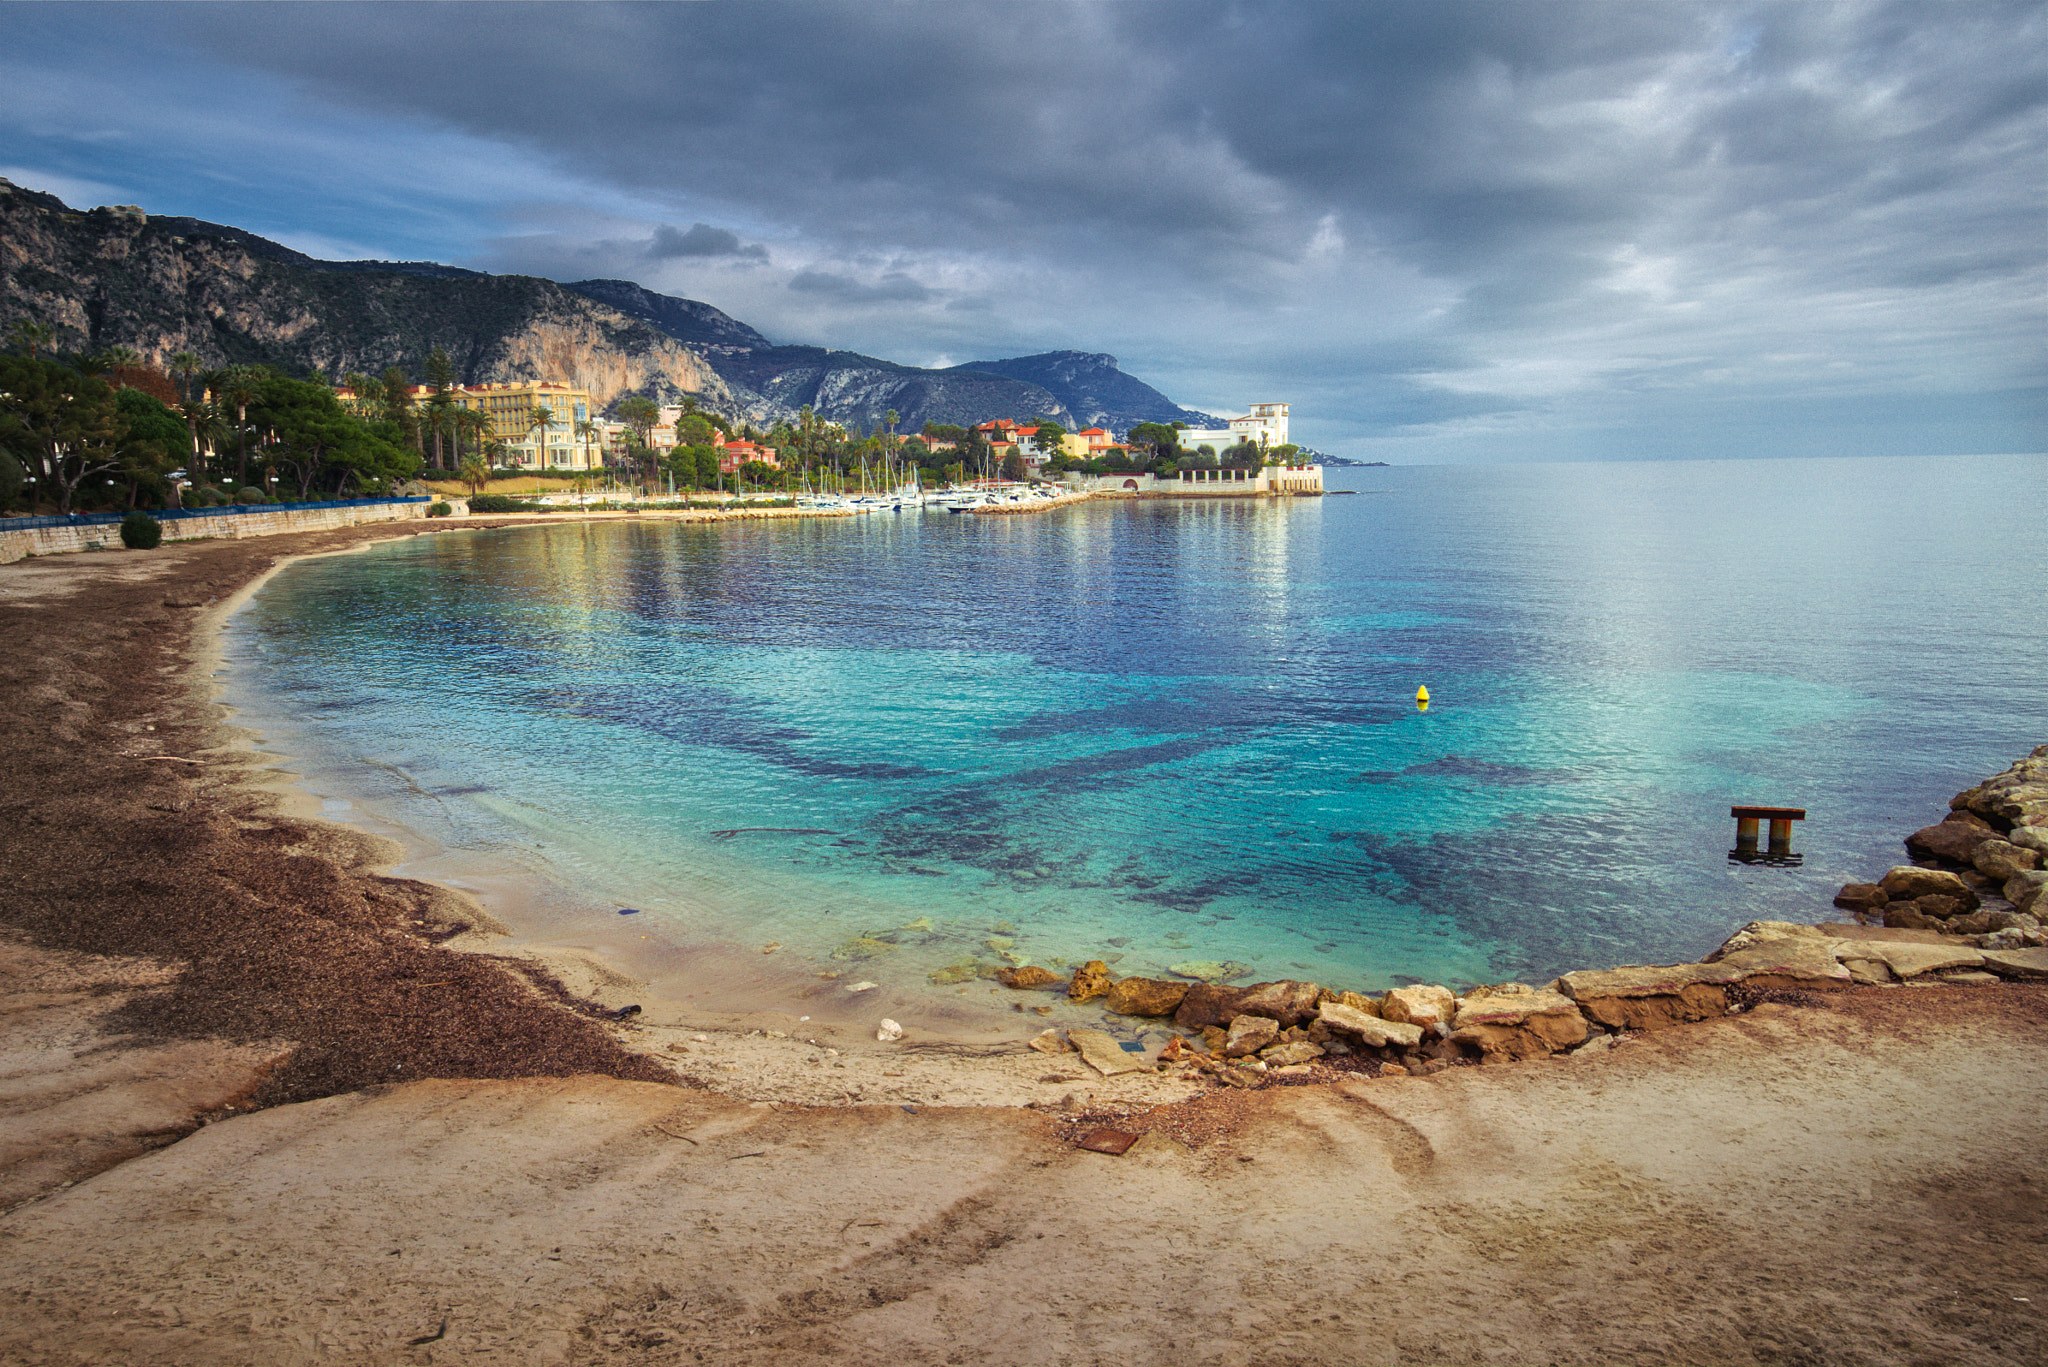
[1001,746,2048,1089]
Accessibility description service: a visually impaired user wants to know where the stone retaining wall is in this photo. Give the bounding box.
[0,500,434,565]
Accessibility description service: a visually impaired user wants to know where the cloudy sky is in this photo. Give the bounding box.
[3,1,2042,461]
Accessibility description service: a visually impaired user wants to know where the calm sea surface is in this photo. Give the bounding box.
[222,454,2046,999]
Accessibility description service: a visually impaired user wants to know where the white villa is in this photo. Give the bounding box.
[1175,401,1289,454]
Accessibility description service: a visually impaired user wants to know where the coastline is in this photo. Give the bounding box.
[4,515,2046,1365]
[15,510,2047,1097]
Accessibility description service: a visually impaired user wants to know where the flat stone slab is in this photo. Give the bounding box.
[1317,1002,1423,1049]
[1452,984,1581,1029]
[1862,941,1985,978]
[1711,938,1852,987]
[1817,923,1958,946]
[1067,1027,1147,1076]
[1560,936,1848,1000]
[1980,947,2048,980]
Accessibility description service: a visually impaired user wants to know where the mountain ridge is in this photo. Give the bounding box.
[1,179,1230,438]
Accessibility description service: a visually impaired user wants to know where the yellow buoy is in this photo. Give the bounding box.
[1416,685,1430,703]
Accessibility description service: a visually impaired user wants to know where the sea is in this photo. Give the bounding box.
[220,454,2047,1023]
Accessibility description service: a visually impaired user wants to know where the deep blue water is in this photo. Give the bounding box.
[223,454,2046,998]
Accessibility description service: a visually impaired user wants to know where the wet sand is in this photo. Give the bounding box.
[2,520,2043,1366]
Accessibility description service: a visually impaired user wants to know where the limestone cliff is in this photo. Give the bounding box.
[0,178,737,414]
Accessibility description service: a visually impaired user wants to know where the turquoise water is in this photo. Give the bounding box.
[222,454,2046,1000]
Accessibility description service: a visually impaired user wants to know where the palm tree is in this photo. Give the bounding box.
[170,352,204,482]
[524,404,555,470]
[459,455,489,496]
[8,320,54,357]
[458,407,493,472]
[220,368,261,483]
[423,394,455,470]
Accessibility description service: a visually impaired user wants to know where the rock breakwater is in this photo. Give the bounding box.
[1009,746,2048,1090]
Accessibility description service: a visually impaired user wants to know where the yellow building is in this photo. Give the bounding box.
[407,382,603,470]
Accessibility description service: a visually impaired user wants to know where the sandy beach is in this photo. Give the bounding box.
[2,519,2043,1366]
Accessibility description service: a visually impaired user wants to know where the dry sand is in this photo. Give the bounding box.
[2,521,2044,1366]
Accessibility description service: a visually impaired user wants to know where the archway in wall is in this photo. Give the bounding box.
[1123,479,1139,491]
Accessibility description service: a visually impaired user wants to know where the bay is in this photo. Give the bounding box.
[221,453,2047,1008]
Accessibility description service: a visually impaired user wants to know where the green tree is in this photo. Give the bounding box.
[219,367,262,483]
[249,373,420,499]
[617,396,660,489]
[169,351,205,482]
[7,320,54,359]
[115,387,191,503]
[381,367,418,448]
[1000,448,1028,482]
[0,354,127,514]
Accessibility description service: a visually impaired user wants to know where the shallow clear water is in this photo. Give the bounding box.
[223,454,2047,997]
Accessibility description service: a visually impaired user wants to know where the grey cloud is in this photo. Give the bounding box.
[648,222,767,260]
[42,0,2039,459]
[788,270,932,303]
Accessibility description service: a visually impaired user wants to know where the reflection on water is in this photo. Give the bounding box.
[222,455,2047,1000]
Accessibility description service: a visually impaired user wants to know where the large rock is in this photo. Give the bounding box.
[1708,921,1828,961]
[1259,1040,1325,1066]
[2003,871,2048,915]
[1222,1014,1281,1058]
[1878,866,1980,910]
[1833,883,1889,912]
[1979,947,2048,980]
[1316,1002,1424,1049]
[1379,985,1456,1032]
[1233,980,1324,1028]
[2007,825,2048,856]
[1067,1027,1146,1076]
[1172,982,1249,1031]
[1557,965,1731,1031]
[1974,840,2040,881]
[1951,752,2048,826]
[1905,812,2004,863]
[1883,903,1945,931]
[999,965,1060,989]
[1711,937,1853,990]
[1448,984,1590,1062]
[1103,977,1188,1018]
[1067,960,1113,1002]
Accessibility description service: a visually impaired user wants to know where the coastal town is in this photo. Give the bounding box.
[0,333,1325,553]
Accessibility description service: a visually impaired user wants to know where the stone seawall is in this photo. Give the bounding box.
[0,500,433,565]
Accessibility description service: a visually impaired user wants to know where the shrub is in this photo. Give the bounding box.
[427,502,453,518]
[119,511,162,550]
[468,493,541,513]
[233,486,270,504]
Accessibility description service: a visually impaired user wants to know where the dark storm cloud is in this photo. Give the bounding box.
[5,1,2040,458]
[648,223,768,261]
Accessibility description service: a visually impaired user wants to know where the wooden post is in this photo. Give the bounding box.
[1731,806,1805,859]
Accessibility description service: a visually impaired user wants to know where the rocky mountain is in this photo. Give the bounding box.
[1,179,1219,437]
[945,351,1212,433]
[0,179,737,414]
[563,279,770,351]
[693,345,1075,435]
